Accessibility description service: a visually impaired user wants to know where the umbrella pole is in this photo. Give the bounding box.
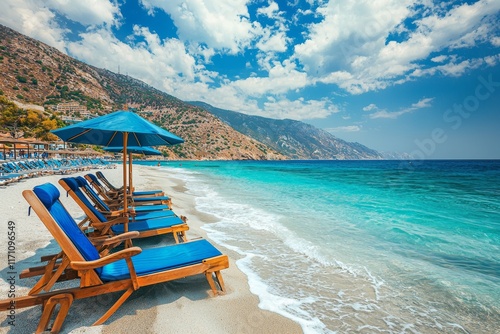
[122,132,129,230]
[129,152,133,195]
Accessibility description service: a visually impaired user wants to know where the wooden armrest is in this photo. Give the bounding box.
[71,247,142,270]
[172,224,189,231]
[90,231,140,246]
[107,216,128,225]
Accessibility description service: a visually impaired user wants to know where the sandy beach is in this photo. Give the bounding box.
[0,164,302,333]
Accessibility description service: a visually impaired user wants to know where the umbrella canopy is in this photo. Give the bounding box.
[52,110,183,239]
[104,146,162,193]
[104,146,162,155]
[52,111,183,146]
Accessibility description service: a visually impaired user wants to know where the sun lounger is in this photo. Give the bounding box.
[74,176,171,217]
[59,177,188,243]
[84,173,171,208]
[0,183,228,333]
[96,170,164,197]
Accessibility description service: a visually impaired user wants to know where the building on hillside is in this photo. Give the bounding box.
[56,102,87,115]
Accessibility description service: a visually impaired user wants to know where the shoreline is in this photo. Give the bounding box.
[0,165,302,333]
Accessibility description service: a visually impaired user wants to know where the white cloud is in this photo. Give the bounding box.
[369,97,433,119]
[484,54,500,67]
[362,103,378,112]
[257,1,279,18]
[1,0,498,126]
[411,97,433,109]
[66,27,203,91]
[47,0,120,27]
[255,23,289,52]
[326,125,362,133]
[411,57,488,78]
[295,0,500,94]
[262,97,339,120]
[140,0,258,54]
[431,55,448,63]
[231,59,308,96]
[0,0,67,51]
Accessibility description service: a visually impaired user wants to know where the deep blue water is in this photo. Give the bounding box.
[137,160,500,333]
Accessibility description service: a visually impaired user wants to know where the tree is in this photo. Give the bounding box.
[0,96,26,137]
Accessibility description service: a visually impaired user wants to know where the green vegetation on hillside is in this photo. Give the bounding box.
[0,96,62,140]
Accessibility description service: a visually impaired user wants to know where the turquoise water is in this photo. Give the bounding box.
[140,160,500,333]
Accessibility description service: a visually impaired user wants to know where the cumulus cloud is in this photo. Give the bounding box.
[47,0,120,27]
[0,0,497,125]
[296,0,500,94]
[0,0,122,52]
[231,59,307,96]
[140,0,258,54]
[431,55,448,63]
[66,27,203,92]
[0,0,67,51]
[262,97,339,120]
[257,1,280,18]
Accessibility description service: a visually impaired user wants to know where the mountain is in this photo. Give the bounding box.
[0,24,284,160]
[0,24,380,160]
[189,102,382,160]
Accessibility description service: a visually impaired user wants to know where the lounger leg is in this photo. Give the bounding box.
[93,287,134,325]
[205,273,218,294]
[215,271,226,292]
[36,293,74,334]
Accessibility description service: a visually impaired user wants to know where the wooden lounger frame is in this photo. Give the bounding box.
[59,178,188,243]
[0,189,228,333]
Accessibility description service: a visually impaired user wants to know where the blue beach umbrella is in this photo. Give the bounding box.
[104,146,161,193]
[52,111,183,225]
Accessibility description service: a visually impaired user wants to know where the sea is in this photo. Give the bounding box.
[137,159,500,333]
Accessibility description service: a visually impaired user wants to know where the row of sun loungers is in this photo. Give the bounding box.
[0,171,228,333]
[0,158,115,186]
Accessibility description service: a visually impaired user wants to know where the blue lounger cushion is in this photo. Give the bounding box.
[75,176,169,212]
[100,239,222,281]
[110,216,185,234]
[129,204,169,212]
[86,174,170,202]
[133,190,162,196]
[32,183,222,282]
[33,183,102,275]
[129,210,176,220]
[62,177,175,222]
[132,196,170,202]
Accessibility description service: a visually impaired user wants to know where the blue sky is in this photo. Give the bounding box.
[1,0,499,158]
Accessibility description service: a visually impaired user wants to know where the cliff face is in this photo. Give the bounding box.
[189,102,382,160]
[0,24,285,160]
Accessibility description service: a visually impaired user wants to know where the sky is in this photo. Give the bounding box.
[1,0,499,159]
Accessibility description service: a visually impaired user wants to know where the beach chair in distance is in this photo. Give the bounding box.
[84,173,172,208]
[67,176,178,221]
[0,183,228,333]
[96,170,165,197]
[74,176,173,219]
[59,177,189,243]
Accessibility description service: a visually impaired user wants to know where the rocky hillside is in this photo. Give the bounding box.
[190,102,382,160]
[0,24,381,160]
[0,24,284,160]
